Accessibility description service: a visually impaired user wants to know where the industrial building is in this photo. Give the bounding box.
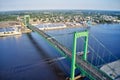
[36,23,66,30]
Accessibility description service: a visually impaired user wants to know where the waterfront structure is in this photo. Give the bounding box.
[36,23,66,30]
[0,27,21,37]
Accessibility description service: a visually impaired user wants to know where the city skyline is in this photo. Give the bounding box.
[0,0,120,11]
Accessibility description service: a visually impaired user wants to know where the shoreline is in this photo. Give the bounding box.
[0,23,119,37]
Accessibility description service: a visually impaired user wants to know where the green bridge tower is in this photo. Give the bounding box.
[24,15,30,27]
[71,30,89,80]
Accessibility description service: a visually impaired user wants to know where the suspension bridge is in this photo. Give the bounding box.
[23,15,119,80]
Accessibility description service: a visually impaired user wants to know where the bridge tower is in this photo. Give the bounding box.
[24,15,30,27]
[71,30,89,80]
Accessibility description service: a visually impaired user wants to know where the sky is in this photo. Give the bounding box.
[0,0,120,11]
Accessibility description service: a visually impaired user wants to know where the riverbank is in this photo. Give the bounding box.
[0,21,20,28]
[0,27,32,37]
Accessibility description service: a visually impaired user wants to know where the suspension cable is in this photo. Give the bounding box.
[90,33,119,60]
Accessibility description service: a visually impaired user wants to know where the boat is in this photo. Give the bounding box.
[77,51,90,56]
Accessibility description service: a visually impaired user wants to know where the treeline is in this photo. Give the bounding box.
[0,15,17,22]
[0,10,120,24]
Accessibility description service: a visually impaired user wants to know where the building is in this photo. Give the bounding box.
[36,23,66,30]
[0,27,21,37]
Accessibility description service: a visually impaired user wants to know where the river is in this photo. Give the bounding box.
[0,24,120,80]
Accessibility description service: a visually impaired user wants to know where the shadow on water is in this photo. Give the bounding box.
[26,33,67,80]
[0,33,67,80]
[26,33,50,58]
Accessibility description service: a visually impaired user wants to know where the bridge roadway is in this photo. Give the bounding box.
[27,25,112,80]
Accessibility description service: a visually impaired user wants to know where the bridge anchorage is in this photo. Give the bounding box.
[24,15,113,80]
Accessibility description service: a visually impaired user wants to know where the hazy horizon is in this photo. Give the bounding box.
[0,9,120,12]
[0,0,120,11]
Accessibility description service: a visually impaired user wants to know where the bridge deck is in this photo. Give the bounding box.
[28,25,112,80]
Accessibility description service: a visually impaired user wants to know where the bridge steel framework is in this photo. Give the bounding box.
[24,15,112,80]
[71,31,88,80]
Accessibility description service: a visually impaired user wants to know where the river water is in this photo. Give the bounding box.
[0,24,120,80]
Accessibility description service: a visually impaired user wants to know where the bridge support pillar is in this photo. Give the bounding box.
[70,30,89,80]
[24,15,30,27]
